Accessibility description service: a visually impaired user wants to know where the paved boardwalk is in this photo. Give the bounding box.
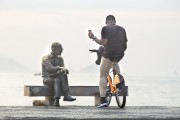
[0,106,180,120]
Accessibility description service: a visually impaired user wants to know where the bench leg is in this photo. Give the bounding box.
[45,96,54,106]
[94,94,100,106]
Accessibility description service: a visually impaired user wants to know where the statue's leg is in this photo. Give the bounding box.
[59,74,69,93]
[59,74,76,101]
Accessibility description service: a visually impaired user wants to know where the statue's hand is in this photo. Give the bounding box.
[62,68,69,74]
[57,67,69,74]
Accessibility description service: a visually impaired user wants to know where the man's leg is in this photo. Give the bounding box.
[54,78,62,99]
[59,74,69,93]
[43,77,62,106]
[59,74,76,101]
[97,57,112,108]
[53,78,62,106]
[43,77,54,87]
[112,62,120,74]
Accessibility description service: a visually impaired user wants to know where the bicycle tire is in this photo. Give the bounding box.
[115,84,126,108]
[106,89,112,106]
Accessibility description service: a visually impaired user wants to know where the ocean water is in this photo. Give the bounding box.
[0,72,180,107]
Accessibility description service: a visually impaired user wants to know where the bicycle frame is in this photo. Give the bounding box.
[107,70,121,94]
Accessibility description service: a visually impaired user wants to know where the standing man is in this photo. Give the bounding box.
[88,15,128,108]
[42,42,76,107]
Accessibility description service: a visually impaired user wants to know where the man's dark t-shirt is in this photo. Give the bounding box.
[101,25,127,62]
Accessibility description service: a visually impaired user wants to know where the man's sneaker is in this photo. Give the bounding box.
[96,102,108,108]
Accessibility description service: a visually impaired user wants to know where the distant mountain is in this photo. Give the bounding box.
[79,64,99,73]
[0,57,31,72]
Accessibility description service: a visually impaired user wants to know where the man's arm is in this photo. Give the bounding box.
[93,38,108,46]
[42,56,60,72]
[58,56,65,68]
[57,56,69,74]
[88,32,108,46]
[93,26,108,46]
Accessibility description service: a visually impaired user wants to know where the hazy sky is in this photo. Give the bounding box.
[0,0,180,76]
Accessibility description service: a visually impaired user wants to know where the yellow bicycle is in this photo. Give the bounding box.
[89,47,126,108]
[106,69,126,108]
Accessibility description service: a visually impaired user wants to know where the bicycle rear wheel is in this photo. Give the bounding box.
[115,84,126,108]
[106,89,112,106]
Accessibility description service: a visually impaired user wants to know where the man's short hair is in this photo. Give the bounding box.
[106,15,116,21]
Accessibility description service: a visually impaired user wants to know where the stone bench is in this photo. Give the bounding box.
[24,85,128,106]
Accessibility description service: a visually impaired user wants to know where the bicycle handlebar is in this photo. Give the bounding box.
[89,46,104,65]
[89,49,98,53]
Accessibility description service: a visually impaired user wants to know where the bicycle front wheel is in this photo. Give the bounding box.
[115,84,126,108]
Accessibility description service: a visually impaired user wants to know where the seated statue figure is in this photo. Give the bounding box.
[41,42,76,107]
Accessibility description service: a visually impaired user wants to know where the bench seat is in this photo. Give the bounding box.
[24,85,128,106]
